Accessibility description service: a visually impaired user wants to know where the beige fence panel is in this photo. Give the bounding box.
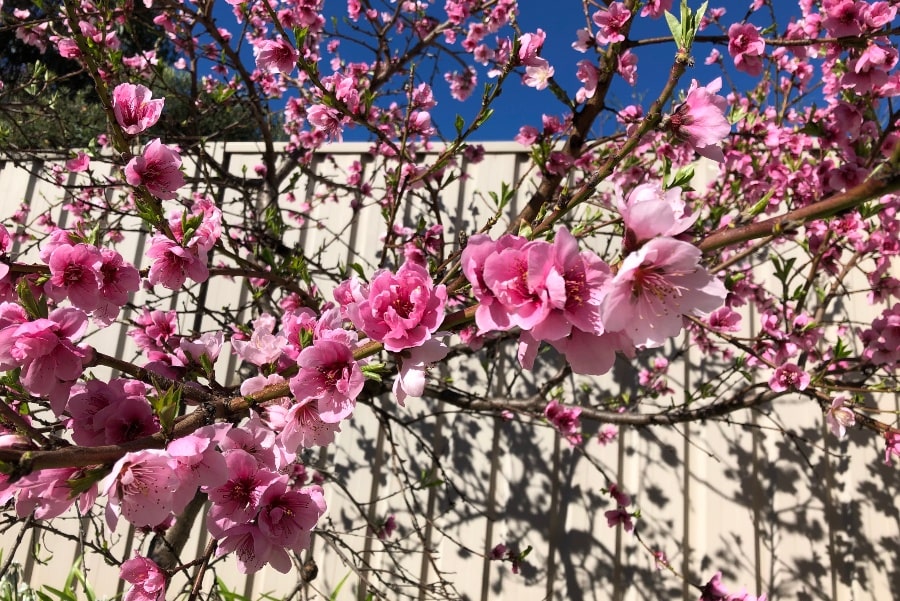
[0,144,896,601]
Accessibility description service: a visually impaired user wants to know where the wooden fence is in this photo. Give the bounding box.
[0,143,896,600]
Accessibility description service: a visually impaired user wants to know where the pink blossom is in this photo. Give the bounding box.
[544,399,582,446]
[861,303,900,366]
[885,430,900,465]
[768,363,810,392]
[371,514,397,540]
[125,139,185,200]
[597,424,618,445]
[146,234,208,290]
[604,507,634,532]
[339,259,447,352]
[177,331,224,367]
[700,572,731,600]
[307,104,346,141]
[289,339,364,422]
[708,306,742,332]
[257,479,326,553]
[216,523,287,573]
[56,38,81,58]
[728,23,765,76]
[66,151,90,172]
[575,59,600,103]
[0,307,92,413]
[207,450,279,535]
[220,414,277,469]
[13,467,86,519]
[393,337,449,405]
[822,0,864,37]
[617,182,697,246]
[607,483,631,506]
[121,556,166,601]
[601,238,726,348]
[445,67,477,101]
[641,0,672,18]
[277,397,341,450]
[255,37,299,74]
[572,29,593,52]
[617,50,638,86]
[825,395,856,439]
[668,78,731,162]
[94,249,140,324]
[593,3,631,45]
[102,449,182,530]
[43,243,103,311]
[700,571,767,601]
[129,308,178,352]
[476,238,561,333]
[232,314,287,366]
[168,429,229,511]
[68,378,154,446]
[112,83,164,135]
[518,29,547,66]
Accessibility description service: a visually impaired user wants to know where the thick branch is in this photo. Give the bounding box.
[698,173,900,253]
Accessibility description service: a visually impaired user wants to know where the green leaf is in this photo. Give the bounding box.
[665,164,695,190]
[475,108,494,128]
[329,572,350,601]
[743,189,775,218]
[150,383,182,437]
[66,467,109,499]
[454,114,465,137]
[361,362,386,382]
[17,277,47,319]
[664,10,683,48]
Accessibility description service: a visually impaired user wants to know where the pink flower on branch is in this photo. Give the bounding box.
[112,83,164,135]
[601,238,726,348]
[289,339,364,422]
[254,37,299,74]
[884,430,900,466]
[66,151,90,172]
[257,479,326,554]
[121,556,166,601]
[592,2,631,45]
[338,259,447,352]
[43,243,103,312]
[125,139,185,200]
[604,506,634,532]
[768,363,810,392]
[102,449,184,531]
[0,307,92,413]
[728,23,765,76]
[617,182,697,247]
[667,78,731,163]
[825,395,856,439]
[393,337,449,406]
[146,235,208,290]
[544,399,582,446]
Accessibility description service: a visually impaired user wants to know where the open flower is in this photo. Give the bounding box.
[254,37,299,74]
[601,238,726,348]
[125,139,185,200]
[289,339,364,422]
[825,395,856,439]
[112,83,164,135]
[667,78,731,162]
[339,259,447,352]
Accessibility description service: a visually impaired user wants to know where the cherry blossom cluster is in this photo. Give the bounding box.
[462,184,726,377]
